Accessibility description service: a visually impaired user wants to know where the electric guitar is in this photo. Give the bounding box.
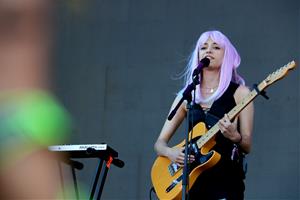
[151,61,296,200]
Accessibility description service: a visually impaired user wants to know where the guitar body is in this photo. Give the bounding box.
[151,122,221,200]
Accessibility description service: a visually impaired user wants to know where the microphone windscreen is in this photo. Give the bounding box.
[200,57,210,66]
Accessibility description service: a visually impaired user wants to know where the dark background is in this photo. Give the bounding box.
[53,0,299,199]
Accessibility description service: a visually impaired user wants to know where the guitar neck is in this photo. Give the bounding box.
[196,85,261,148]
[195,60,296,148]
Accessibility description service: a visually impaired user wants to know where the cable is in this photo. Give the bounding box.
[149,186,157,200]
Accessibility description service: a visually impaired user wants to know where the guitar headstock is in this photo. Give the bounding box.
[260,61,296,90]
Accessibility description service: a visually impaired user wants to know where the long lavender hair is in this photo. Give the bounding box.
[181,30,245,103]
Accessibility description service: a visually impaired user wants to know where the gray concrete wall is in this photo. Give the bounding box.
[54,0,299,199]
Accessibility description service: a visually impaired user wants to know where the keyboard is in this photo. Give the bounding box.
[48,144,118,159]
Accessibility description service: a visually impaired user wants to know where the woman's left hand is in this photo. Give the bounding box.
[218,114,241,142]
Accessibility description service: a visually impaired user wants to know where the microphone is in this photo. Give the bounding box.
[192,57,210,76]
[168,58,209,121]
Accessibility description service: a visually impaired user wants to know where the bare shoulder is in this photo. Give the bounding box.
[234,85,251,103]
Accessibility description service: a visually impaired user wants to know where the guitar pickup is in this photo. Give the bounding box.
[168,162,180,176]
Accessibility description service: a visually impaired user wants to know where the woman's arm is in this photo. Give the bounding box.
[154,95,193,166]
[219,85,254,153]
[235,85,254,153]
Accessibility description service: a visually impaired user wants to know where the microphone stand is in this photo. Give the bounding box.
[168,74,200,200]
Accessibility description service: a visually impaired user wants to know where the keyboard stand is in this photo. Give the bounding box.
[49,144,124,200]
[90,158,111,200]
[57,158,82,200]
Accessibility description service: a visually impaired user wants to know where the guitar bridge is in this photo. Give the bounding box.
[166,175,182,193]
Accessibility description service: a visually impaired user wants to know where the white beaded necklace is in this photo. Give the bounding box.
[200,86,217,94]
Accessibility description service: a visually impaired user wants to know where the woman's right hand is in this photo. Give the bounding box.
[166,147,195,167]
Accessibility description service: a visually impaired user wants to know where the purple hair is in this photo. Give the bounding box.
[181,30,245,103]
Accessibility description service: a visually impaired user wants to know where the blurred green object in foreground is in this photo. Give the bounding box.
[0,91,72,146]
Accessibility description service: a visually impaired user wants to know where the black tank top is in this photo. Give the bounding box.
[188,81,239,159]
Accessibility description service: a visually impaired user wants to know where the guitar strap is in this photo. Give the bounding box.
[253,83,269,99]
